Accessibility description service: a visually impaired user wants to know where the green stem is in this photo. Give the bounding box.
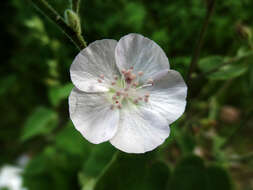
[229,152,253,162]
[187,0,216,85]
[71,0,81,14]
[196,52,253,80]
[29,0,86,50]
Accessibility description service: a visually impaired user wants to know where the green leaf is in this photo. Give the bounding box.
[248,63,253,91]
[174,127,195,155]
[152,29,169,45]
[83,143,116,177]
[169,156,207,190]
[209,64,248,80]
[199,56,248,80]
[55,121,92,156]
[199,56,224,72]
[80,143,116,190]
[49,83,73,106]
[0,75,17,96]
[206,165,232,190]
[168,156,232,190]
[94,152,170,190]
[23,122,92,190]
[21,107,58,141]
[124,2,146,31]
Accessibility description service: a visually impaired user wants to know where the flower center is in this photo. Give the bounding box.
[97,66,153,109]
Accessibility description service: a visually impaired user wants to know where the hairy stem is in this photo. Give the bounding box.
[29,0,86,50]
[71,0,81,14]
[187,0,216,85]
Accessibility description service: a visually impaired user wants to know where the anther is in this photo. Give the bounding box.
[131,74,136,80]
[134,99,139,104]
[99,74,104,79]
[116,91,121,96]
[147,78,154,85]
[117,104,122,109]
[133,82,139,87]
[126,70,132,75]
[114,75,118,80]
[112,95,117,100]
[121,69,126,74]
[111,81,116,85]
[138,71,143,76]
[98,79,102,83]
[138,97,143,101]
[115,100,119,104]
[144,94,150,98]
[144,97,149,102]
[130,66,134,70]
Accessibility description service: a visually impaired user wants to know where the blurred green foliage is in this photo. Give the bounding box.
[1,0,253,189]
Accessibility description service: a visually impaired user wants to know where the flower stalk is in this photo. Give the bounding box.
[187,0,216,85]
[29,0,86,50]
[71,0,81,14]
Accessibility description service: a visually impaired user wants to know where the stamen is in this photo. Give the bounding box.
[133,99,139,104]
[131,74,136,80]
[133,82,139,87]
[144,93,150,98]
[147,78,154,85]
[138,71,143,76]
[110,105,114,110]
[106,67,151,108]
[121,69,126,74]
[98,79,102,83]
[99,74,104,79]
[126,70,132,75]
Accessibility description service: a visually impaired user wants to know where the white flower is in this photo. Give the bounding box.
[0,165,26,190]
[69,33,187,153]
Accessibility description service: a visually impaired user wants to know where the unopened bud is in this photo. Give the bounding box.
[64,9,82,34]
[235,23,252,40]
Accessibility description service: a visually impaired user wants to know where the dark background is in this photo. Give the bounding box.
[1,0,253,189]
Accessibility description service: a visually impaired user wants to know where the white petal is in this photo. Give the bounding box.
[69,87,120,144]
[115,33,170,83]
[70,39,120,92]
[144,70,187,124]
[110,106,170,153]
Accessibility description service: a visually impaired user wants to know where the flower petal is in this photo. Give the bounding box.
[144,70,187,124]
[69,87,120,144]
[115,33,170,84]
[70,39,120,92]
[110,106,170,153]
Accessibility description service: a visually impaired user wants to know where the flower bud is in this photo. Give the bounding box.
[235,23,252,41]
[64,9,81,34]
